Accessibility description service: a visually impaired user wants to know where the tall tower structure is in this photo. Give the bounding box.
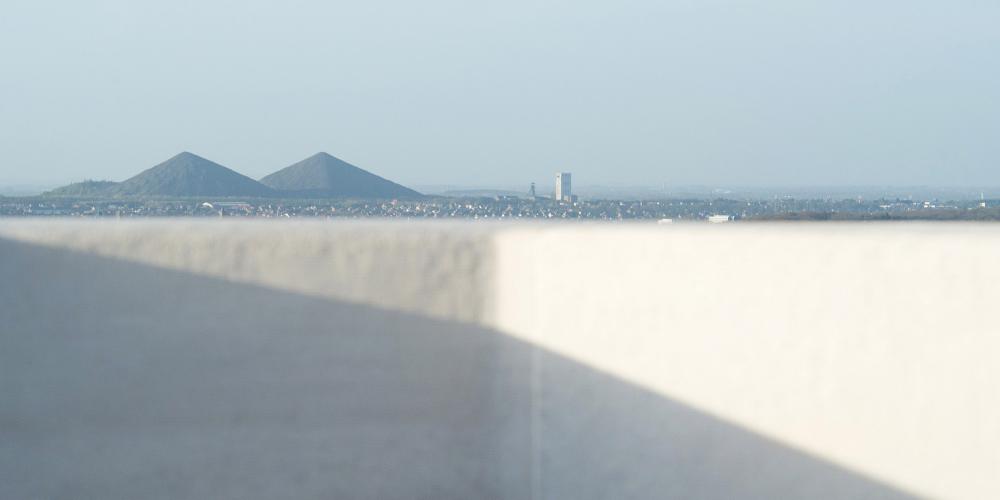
[555,172,571,202]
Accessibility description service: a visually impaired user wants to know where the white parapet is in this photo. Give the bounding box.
[1,220,998,499]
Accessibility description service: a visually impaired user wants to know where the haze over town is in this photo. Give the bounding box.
[2,0,999,191]
[6,3,1000,499]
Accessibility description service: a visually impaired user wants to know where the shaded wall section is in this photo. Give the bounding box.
[0,237,530,499]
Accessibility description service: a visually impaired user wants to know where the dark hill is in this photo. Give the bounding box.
[116,152,275,197]
[44,180,119,197]
[260,152,421,199]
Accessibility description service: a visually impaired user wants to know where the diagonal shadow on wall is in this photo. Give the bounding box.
[0,237,915,499]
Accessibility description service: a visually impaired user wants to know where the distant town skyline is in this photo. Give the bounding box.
[1,1,998,187]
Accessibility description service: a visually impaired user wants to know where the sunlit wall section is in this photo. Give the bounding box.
[493,224,1000,499]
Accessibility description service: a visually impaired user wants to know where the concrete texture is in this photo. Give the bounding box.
[493,224,1000,500]
[1,220,998,499]
[0,237,529,500]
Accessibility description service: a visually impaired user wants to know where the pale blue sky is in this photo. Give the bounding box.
[1,0,998,187]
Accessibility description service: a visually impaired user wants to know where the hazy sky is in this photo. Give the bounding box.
[1,0,998,187]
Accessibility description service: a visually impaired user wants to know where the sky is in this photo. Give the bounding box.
[0,0,998,188]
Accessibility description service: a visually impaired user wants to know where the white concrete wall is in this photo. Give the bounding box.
[494,224,1000,499]
[2,220,999,499]
[0,222,529,500]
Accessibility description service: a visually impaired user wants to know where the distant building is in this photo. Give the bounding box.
[555,172,574,202]
[707,214,731,223]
